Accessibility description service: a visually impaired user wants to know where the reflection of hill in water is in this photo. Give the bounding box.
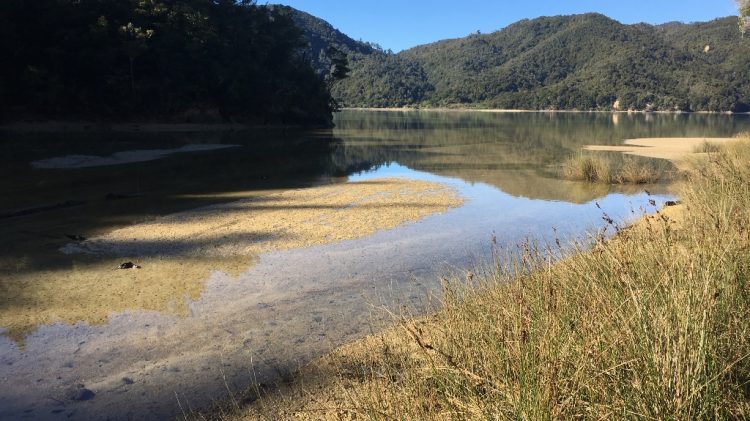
[331,111,723,202]
[332,141,633,204]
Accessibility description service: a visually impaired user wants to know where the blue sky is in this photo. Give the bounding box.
[270,0,739,52]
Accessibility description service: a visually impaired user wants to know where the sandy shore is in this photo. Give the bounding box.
[225,203,690,421]
[584,137,739,161]
[0,178,462,342]
[32,144,240,169]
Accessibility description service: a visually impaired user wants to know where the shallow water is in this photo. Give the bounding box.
[1,111,749,420]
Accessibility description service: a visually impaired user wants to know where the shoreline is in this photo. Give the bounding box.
[1,109,746,133]
[213,139,750,419]
[212,200,690,420]
[342,107,749,115]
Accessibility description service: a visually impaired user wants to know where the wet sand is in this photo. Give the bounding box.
[0,178,462,342]
[31,144,240,169]
[584,137,738,161]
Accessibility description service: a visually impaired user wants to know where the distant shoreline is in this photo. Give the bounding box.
[342,107,749,115]
[1,109,747,132]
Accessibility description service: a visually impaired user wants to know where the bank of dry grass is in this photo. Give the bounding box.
[562,153,669,184]
[216,138,750,420]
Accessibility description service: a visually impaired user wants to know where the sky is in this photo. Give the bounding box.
[269,0,740,52]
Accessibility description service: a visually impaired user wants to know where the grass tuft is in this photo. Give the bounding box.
[562,153,668,184]
[692,140,722,154]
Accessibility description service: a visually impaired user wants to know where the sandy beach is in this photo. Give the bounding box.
[584,137,739,161]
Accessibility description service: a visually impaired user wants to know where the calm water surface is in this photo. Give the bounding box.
[1,111,748,420]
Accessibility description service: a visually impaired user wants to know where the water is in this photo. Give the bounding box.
[1,111,748,420]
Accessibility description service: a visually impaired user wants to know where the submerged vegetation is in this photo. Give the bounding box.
[229,137,750,419]
[0,0,335,125]
[562,153,670,184]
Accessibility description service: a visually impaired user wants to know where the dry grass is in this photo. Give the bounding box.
[692,140,722,154]
[563,153,668,184]
[216,138,750,420]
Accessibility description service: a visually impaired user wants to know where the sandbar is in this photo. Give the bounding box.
[0,178,463,342]
[583,137,738,161]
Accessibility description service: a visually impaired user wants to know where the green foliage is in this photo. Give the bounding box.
[275,6,433,108]
[288,11,750,112]
[0,0,334,125]
[739,0,750,34]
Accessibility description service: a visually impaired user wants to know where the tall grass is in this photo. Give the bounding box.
[692,140,723,154]
[563,153,668,184]
[231,140,750,420]
[331,140,750,419]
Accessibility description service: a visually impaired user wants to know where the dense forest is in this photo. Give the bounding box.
[2,3,747,121]
[0,1,335,125]
[281,7,750,112]
[273,6,434,108]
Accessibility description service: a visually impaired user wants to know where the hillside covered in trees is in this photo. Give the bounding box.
[0,1,335,125]
[272,5,434,108]
[281,7,750,112]
[3,2,747,121]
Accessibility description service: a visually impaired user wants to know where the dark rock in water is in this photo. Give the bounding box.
[65,234,86,242]
[118,262,142,270]
[665,200,681,207]
[68,384,95,401]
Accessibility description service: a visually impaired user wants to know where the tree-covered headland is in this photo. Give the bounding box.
[0,1,337,126]
[282,7,750,112]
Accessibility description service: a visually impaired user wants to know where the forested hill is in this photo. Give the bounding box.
[0,1,335,126]
[282,8,750,112]
[272,6,434,108]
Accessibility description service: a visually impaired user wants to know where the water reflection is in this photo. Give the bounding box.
[331,110,750,203]
[1,111,749,420]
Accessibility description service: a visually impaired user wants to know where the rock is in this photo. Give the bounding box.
[68,384,95,401]
[665,200,681,207]
[117,262,141,269]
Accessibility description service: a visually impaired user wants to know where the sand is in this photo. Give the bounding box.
[31,144,240,169]
[583,137,738,161]
[0,178,462,342]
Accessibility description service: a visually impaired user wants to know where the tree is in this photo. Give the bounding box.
[739,0,750,34]
[0,0,335,126]
[118,22,154,96]
[325,46,350,85]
